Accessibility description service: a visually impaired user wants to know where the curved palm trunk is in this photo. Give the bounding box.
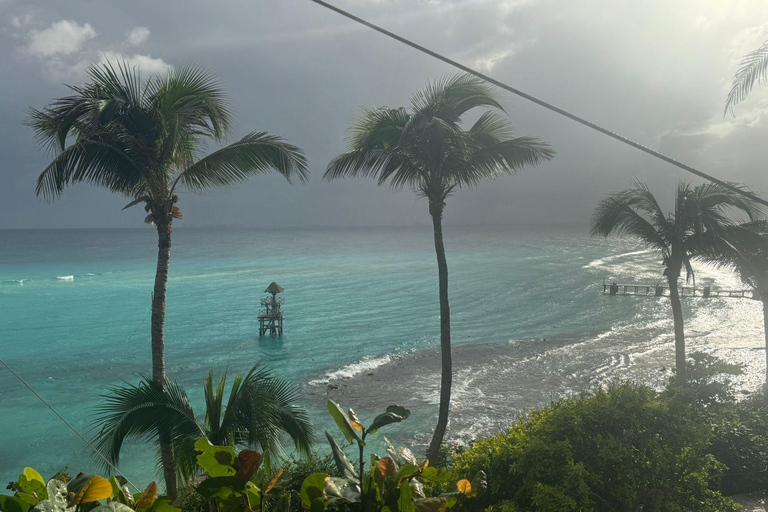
[427,202,451,463]
[152,215,177,498]
[667,274,686,386]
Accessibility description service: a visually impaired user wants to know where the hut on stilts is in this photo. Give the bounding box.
[258,282,284,336]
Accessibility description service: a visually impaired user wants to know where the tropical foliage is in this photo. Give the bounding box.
[27,61,309,497]
[93,364,313,490]
[725,39,768,114]
[299,399,485,512]
[454,381,741,512]
[590,180,761,384]
[0,467,177,512]
[324,74,555,460]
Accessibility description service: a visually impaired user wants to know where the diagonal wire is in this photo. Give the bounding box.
[0,358,141,492]
[307,0,768,208]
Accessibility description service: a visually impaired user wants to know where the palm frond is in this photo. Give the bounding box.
[725,39,768,115]
[175,132,309,191]
[590,192,669,255]
[92,378,202,472]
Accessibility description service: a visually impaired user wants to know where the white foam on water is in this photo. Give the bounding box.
[0,279,24,286]
[56,275,74,281]
[309,354,396,385]
[583,249,653,269]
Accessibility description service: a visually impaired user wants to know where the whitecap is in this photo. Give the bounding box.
[56,275,74,281]
[309,354,395,386]
[583,249,653,269]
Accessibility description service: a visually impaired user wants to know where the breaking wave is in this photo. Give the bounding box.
[583,249,653,269]
[309,354,398,386]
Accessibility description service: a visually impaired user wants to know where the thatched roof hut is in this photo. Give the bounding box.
[264,282,284,294]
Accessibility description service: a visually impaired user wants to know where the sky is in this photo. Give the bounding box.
[1,0,768,229]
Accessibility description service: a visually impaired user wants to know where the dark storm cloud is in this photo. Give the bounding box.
[2,0,768,229]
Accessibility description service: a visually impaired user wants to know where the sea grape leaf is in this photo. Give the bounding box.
[456,480,471,495]
[394,465,420,482]
[195,477,245,499]
[398,480,415,512]
[325,432,359,481]
[327,401,364,446]
[367,406,410,435]
[90,503,135,512]
[194,439,236,477]
[0,496,30,512]
[419,468,455,485]
[235,450,261,482]
[414,498,448,512]
[68,475,112,506]
[134,482,157,511]
[300,473,328,507]
[347,409,364,432]
[246,487,261,511]
[409,479,426,499]
[146,498,179,512]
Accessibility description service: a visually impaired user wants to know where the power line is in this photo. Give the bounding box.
[0,358,141,492]
[307,0,768,209]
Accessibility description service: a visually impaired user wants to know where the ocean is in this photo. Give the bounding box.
[0,225,764,487]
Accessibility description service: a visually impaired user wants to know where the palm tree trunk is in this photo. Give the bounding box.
[762,297,768,389]
[152,214,177,498]
[667,275,686,386]
[427,201,451,463]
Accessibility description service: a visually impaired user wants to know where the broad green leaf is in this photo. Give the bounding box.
[327,401,364,446]
[419,468,455,485]
[469,471,487,497]
[194,439,236,477]
[300,473,328,507]
[398,480,415,512]
[366,406,411,435]
[394,465,420,482]
[414,498,448,512]
[195,477,245,500]
[90,503,135,512]
[23,469,44,488]
[146,498,179,512]
[246,487,261,511]
[309,498,326,512]
[409,479,425,499]
[325,432,359,481]
[0,496,29,512]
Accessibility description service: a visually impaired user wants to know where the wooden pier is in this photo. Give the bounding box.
[602,281,756,299]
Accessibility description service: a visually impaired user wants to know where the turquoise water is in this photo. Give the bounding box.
[1,225,764,486]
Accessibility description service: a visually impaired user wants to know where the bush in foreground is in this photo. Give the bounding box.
[453,382,740,512]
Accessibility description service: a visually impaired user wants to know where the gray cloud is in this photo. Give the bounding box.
[2,0,768,229]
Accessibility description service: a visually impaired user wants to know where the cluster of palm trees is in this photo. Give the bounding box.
[28,63,553,494]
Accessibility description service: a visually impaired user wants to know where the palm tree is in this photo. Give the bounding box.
[94,363,314,488]
[692,221,768,385]
[28,62,308,496]
[725,39,768,114]
[323,74,555,461]
[591,180,761,385]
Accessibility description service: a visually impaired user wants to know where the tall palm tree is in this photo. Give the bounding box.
[323,74,555,461]
[591,180,761,385]
[692,221,768,385]
[725,39,768,114]
[28,62,308,496]
[94,363,314,488]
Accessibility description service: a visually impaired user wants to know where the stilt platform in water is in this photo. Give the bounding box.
[602,280,757,299]
[259,282,285,336]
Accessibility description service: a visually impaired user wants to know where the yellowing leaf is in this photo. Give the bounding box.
[348,409,363,432]
[456,479,471,495]
[23,468,44,487]
[134,482,157,511]
[265,469,284,493]
[376,458,397,479]
[71,475,112,505]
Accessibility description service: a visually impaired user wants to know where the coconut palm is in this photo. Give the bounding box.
[591,180,761,385]
[28,62,308,496]
[94,363,313,488]
[725,39,768,114]
[692,221,768,385]
[323,74,555,461]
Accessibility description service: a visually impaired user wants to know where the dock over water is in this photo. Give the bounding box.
[602,281,757,299]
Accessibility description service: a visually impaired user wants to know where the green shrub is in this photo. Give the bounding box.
[453,382,739,512]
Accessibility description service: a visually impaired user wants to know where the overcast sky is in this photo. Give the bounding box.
[2,0,768,229]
